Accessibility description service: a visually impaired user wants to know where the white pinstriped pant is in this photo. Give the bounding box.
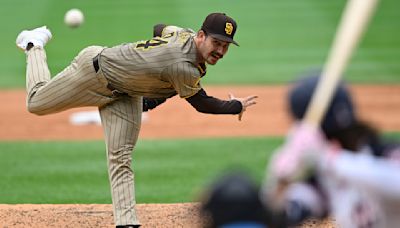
[26,46,142,226]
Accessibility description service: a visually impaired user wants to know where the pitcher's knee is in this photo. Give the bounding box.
[27,102,51,115]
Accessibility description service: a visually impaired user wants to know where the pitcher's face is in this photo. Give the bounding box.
[196,31,230,65]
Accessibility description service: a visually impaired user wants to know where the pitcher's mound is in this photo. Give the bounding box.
[0,203,334,227]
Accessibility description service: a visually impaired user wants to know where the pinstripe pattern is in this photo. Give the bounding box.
[26,46,113,114]
[99,95,142,225]
[25,45,141,226]
[26,47,50,96]
[23,26,207,227]
[99,28,203,98]
[164,62,202,98]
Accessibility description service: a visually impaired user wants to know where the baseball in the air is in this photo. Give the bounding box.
[64,9,84,28]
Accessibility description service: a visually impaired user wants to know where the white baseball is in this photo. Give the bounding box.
[64,9,84,28]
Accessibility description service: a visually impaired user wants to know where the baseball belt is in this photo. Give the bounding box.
[93,54,127,96]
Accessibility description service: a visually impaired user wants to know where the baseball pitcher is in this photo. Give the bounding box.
[16,12,257,228]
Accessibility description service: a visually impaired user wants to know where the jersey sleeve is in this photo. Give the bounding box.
[162,62,202,98]
[186,88,242,114]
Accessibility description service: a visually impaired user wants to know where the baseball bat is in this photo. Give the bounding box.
[304,0,379,127]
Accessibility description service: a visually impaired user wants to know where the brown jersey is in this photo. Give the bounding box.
[19,15,242,227]
[98,27,205,99]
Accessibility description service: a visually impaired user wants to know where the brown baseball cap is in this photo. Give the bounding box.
[201,13,239,46]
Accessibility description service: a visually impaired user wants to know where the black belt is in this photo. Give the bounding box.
[92,55,126,96]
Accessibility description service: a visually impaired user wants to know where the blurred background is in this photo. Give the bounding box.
[2,0,399,88]
[0,0,399,204]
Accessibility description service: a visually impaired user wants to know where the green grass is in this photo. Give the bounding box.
[1,0,400,88]
[1,133,399,204]
[1,0,398,209]
[0,137,282,204]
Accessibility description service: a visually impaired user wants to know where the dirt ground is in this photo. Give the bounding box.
[1,85,399,228]
[1,85,400,141]
[0,204,333,228]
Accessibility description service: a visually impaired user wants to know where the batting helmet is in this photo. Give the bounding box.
[200,171,269,227]
[288,74,356,137]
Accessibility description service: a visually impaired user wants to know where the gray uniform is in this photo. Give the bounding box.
[25,27,206,226]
